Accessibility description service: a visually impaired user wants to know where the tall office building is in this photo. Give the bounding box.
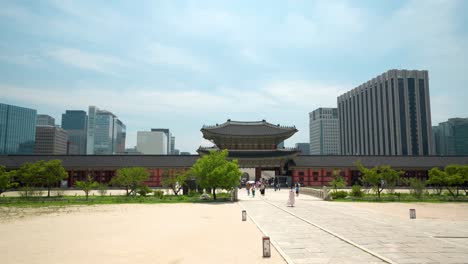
[34,126,68,154]
[433,118,468,155]
[171,136,175,154]
[62,110,87,154]
[151,128,172,154]
[338,69,433,156]
[309,108,340,155]
[137,131,168,154]
[36,114,55,126]
[86,106,126,154]
[0,103,37,154]
[295,143,311,155]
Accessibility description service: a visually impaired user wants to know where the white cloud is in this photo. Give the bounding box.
[49,48,124,74]
[143,42,210,72]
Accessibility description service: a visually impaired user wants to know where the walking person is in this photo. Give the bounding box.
[252,186,256,198]
[260,183,265,196]
[287,186,295,207]
[295,183,300,197]
[246,182,251,196]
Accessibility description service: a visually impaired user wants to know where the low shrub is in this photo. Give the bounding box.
[97,184,108,196]
[331,190,348,199]
[153,190,164,199]
[137,185,152,197]
[350,185,363,197]
[187,190,198,197]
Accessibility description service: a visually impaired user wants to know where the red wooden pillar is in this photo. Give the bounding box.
[345,168,351,186]
[292,170,299,184]
[255,167,262,181]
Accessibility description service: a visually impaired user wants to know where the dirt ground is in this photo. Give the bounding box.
[0,203,286,264]
[341,202,468,220]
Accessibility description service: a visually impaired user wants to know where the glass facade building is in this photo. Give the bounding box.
[62,110,87,154]
[0,103,37,154]
[337,70,433,156]
[309,108,340,155]
[36,114,55,126]
[433,118,468,155]
[87,106,126,154]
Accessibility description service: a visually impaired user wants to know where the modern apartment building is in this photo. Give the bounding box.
[36,114,55,126]
[86,106,126,154]
[34,126,68,154]
[309,108,340,155]
[0,103,37,154]
[433,118,468,155]
[137,131,168,154]
[62,110,87,154]
[337,69,433,156]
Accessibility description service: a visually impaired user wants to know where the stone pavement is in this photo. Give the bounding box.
[238,189,468,264]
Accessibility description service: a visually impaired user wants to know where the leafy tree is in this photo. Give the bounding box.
[161,171,188,196]
[191,150,242,200]
[39,160,68,197]
[110,167,150,196]
[429,165,465,198]
[15,162,41,188]
[137,185,152,196]
[356,161,402,198]
[427,167,444,195]
[97,183,108,196]
[0,166,17,195]
[405,178,426,199]
[329,169,346,192]
[75,175,99,200]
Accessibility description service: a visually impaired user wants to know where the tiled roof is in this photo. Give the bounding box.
[202,120,297,136]
[0,155,199,169]
[292,155,468,168]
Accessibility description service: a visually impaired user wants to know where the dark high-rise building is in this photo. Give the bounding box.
[0,103,37,154]
[35,126,68,154]
[295,143,311,155]
[62,110,88,154]
[433,118,468,155]
[338,69,433,156]
[36,114,55,126]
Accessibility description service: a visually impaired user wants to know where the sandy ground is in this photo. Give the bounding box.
[341,202,468,220]
[0,204,286,264]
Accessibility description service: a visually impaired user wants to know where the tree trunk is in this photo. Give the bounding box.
[85,191,89,200]
[126,187,129,196]
[212,188,217,200]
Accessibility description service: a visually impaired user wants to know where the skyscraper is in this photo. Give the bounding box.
[35,126,68,154]
[137,131,167,154]
[171,136,175,154]
[0,103,37,154]
[151,128,171,154]
[309,108,340,155]
[433,118,468,155]
[295,143,311,155]
[86,106,126,154]
[62,110,87,154]
[36,114,55,126]
[337,69,433,156]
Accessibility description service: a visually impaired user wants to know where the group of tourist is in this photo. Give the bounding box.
[245,180,301,207]
[245,181,267,198]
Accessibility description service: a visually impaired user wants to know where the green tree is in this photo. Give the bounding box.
[429,165,465,198]
[161,171,187,196]
[39,160,68,197]
[329,169,346,193]
[356,162,401,198]
[75,175,99,200]
[110,167,150,196]
[0,166,17,195]
[191,150,242,200]
[427,167,445,195]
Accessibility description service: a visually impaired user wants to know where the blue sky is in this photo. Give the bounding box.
[1,0,467,153]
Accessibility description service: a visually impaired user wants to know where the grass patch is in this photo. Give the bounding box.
[0,193,232,208]
[332,192,468,203]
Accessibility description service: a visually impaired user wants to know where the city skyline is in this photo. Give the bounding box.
[1,1,468,153]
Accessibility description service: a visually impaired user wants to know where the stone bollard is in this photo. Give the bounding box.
[242,210,247,221]
[262,237,271,257]
[409,209,416,219]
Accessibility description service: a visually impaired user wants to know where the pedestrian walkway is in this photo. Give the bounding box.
[239,189,468,264]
